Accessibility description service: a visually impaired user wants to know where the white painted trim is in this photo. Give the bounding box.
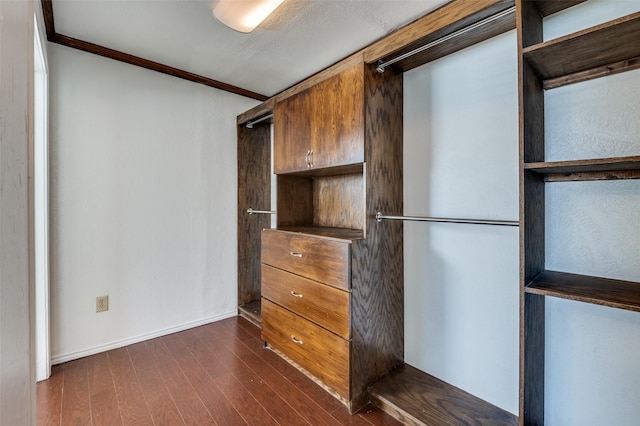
[51,311,238,365]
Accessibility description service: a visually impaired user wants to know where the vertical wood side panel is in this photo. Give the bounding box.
[238,124,271,306]
[350,63,404,412]
[518,1,546,424]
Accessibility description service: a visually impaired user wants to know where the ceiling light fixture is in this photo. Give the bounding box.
[213,0,285,33]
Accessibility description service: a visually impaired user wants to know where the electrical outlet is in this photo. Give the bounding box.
[96,295,109,313]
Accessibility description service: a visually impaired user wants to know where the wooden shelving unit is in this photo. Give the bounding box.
[370,365,517,425]
[518,1,640,424]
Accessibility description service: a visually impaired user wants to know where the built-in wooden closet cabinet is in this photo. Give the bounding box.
[262,61,404,412]
[274,65,364,174]
[518,1,640,424]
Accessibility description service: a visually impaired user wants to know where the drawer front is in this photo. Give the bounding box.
[262,264,350,339]
[261,298,349,399]
[261,230,350,289]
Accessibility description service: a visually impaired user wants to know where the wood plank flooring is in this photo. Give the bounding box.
[37,316,402,426]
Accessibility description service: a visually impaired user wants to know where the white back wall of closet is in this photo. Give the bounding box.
[403,30,519,414]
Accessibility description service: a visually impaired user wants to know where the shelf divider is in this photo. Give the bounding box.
[525,270,640,312]
[524,156,640,181]
[523,12,640,85]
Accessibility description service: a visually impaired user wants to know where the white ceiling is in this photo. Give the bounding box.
[52,0,449,98]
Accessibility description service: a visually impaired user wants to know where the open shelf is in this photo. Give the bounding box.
[524,156,640,181]
[370,364,517,425]
[238,300,262,327]
[523,12,640,87]
[525,270,640,312]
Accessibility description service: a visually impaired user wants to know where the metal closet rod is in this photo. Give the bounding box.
[246,113,274,128]
[376,212,519,227]
[247,207,276,215]
[376,5,516,73]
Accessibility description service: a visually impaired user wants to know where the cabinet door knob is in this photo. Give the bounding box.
[308,149,313,167]
[290,252,303,257]
[305,150,311,168]
[291,335,303,345]
[290,291,303,298]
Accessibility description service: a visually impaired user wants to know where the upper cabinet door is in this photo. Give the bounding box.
[274,90,312,174]
[310,66,365,170]
[274,64,365,174]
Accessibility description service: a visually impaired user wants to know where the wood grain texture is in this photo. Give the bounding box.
[41,0,55,39]
[543,55,640,89]
[276,175,314,227]
[526,270,640,312]
[370,364,518,426]
[87,353,123,426]
[107,348,154,425]
[543,170,640,182]
[261,299,350,399]
[60,359,92,425]
[313,173,365,230]
[262,264,350,338]
[533,0,587,17]
[275,226,364,241]
[261,229,351,290]
[273,89,312,174]
[349,63,404,413]
[38,318,397,425]
[237,124,271,306]
[524,156,640,173]
[523,12,640,81]
[364,0,513,63]
[388,7,515,72]
[521,293,545,426]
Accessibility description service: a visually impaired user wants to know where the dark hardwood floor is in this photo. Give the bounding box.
[37,316,402,425]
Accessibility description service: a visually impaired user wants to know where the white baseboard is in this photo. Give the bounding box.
[51,310,237,365]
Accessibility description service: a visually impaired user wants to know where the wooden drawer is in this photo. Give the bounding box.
[261,298,349,399]
[261,230,350,289]
[262,264,350,339]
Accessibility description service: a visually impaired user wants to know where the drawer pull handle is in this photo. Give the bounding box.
[290,252,303,258]
[291,335,303,345]
[290,291,303,298]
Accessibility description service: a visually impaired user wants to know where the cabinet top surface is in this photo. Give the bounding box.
[265,226,364,242]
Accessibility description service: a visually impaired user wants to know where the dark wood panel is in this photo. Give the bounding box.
[237,124,272,306]
[41,0,55,39]
[310,63,365,169]
[523,12,640,81]
[543,55,640,89]
[534,0,588,17]
[370,364,518,425]
[392,8,515,72]
[521,293,545,426]
[273,90,312,174]
[517,0,543,49]
[526,270,640,312]
[262,264,350,338]
[525,156,640,173]
[276,175,314,227]
[261,229,351,290]
[543,170,640,182]
[363,0,513,63]
[349,63,404,413]
[313,173,365,230]
[261,299,350,400]
[275,226,364,241]
[238,299,262,327]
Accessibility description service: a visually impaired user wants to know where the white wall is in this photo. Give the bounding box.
[0,0,35,423]
[48,44,258,363]
[404,30,519,414]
